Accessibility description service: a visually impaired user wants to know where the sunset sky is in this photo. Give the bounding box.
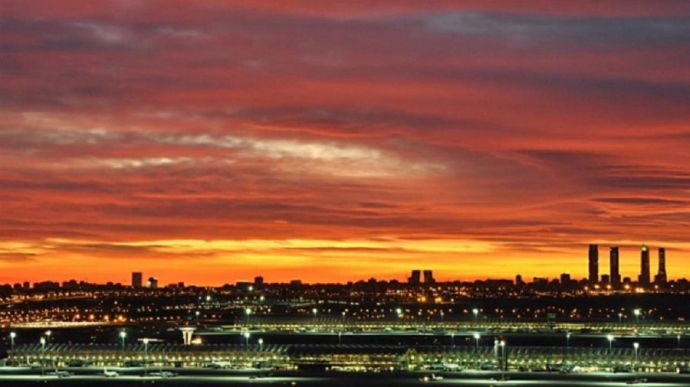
[2,1,690,285]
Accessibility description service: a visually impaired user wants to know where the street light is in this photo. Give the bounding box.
[243,331,251,347]
[245,307,251,326]
[566,332,571,348]
[44,330,52,343]
[258,338,264,351]
[143,338,149,374]
[472,308,479,322]
[677,334,682,348]
[40,337,46,376]
[119,330,127,350]
[633,308,641,323]
[9,332,16,351]
[618,312,623,323]
[633,342,640,371]
[473,332,481,351]
[450,332,455,347]
[606,334,614,352]
[395,308,403,318]
[499,340,506,371]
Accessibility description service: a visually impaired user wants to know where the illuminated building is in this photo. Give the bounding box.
[639,245,650,286]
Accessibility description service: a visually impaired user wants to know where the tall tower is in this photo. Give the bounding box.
[131,272,143,288]
[639,244,650,286]
[423,270,435,284]
[588,244,599,284]
[609,247,621,287]
[408,270,421,285]
[655,248,667,284]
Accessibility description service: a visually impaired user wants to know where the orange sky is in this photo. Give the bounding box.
[2,1,690,285]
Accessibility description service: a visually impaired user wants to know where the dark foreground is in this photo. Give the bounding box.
[1,371,690,386]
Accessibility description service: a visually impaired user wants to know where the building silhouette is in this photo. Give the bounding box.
[655,247,667,284]
[588,244,599,283]
[423,270,435,284]
[131,272,143,288]
[609,247,621,287]
[408,270,421,285]
[639,244,650,286]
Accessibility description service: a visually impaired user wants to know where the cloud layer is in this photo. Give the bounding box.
[2,1,690,284]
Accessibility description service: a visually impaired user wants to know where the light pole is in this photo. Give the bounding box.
[677,334,682,348]
[44,330,52,343]
[258,338,264,351]
[606,334,614,353]
[450,332,455,347]
[143,338,149,375]
[472,308,479,322]
[243,331,250,347]
[119,330,127,350]
[9,332,16,351]
[245,307,251,326]
[395,308,403,318]
[499,340,506,371]
[473,332,481,351]
[633,308,641,324]
[40,337,46,376]
[633,342,639,372]
[618,312,623,323]
[566,332,571,349]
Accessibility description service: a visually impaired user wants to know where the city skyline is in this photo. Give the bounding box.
[2,243,677,287]
[3,1,690,284]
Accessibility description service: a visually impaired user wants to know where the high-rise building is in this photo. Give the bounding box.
[588,244,599,283]
[639,244,650,286]
[147,277,158,289]
[131,272,143,288]
[515,274,524,286]
[408,270,421,285]
[655,248,667,284]
[601,274,610,284]
[609,247,621,287]
[423,270,435,284]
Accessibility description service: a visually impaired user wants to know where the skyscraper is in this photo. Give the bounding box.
[588,244,599,283]
[609,247,621,287]
[423,270,435,284]
[408,270,421,285]
[655,247,667,284]
[131,272,143,288]
[639,244,650,286]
